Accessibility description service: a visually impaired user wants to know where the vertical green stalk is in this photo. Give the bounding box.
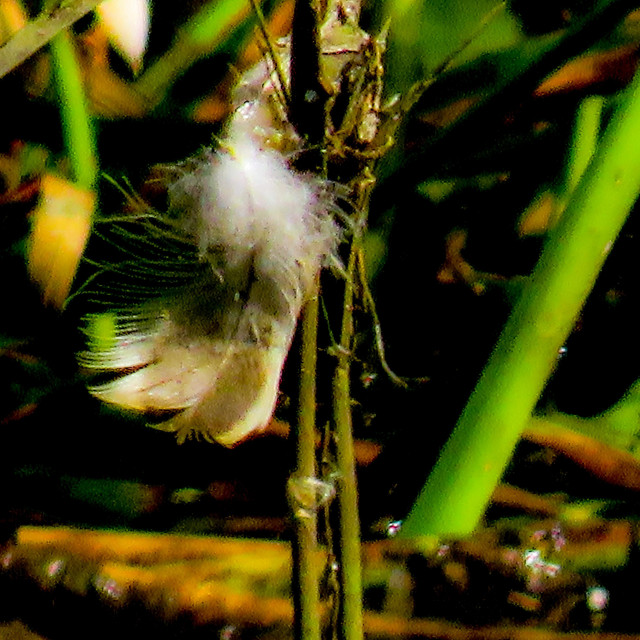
[292,294,322,640]
[333,246,363,640]
[400,66,640,539]
[50,29,97,189]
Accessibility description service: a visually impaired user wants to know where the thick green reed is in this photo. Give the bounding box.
[401,66,640,539]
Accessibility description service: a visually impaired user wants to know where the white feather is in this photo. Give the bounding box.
[79,129,340,446]
[78,26,343,446]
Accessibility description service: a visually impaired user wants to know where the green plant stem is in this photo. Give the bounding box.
[50,29,97,189]
[131,0,253,108]
[291,293,321,640]
[333,246,363,640]
[400,65,640,539]
[0,0,103,79]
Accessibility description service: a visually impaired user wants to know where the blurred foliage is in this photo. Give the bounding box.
[1,0,640,610]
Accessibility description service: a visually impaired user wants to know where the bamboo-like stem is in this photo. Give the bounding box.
[0,0,103,79]
[50,30,98,189]
[291,293,322,640]
[333,246,363,640]
[399,66,640,539]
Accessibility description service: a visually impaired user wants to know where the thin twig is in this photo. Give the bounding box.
[355,249,413,388]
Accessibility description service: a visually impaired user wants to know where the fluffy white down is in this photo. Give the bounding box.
[194,134,336,288]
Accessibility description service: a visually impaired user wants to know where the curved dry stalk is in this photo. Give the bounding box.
[0,0,103,79]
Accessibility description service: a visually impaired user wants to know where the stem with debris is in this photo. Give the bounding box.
[291,292,322,640]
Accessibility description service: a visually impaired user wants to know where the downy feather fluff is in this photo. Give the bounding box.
[78,58,340,446]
